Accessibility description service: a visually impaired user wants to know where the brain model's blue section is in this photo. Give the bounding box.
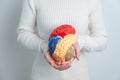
[48,36,62,55]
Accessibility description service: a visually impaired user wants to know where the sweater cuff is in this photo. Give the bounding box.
[76,35,93,52]
[40,40,48,54]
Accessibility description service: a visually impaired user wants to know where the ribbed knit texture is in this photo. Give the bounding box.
[17,0,107,80]
[17,0,107,54]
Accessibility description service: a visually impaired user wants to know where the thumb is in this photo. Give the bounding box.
[73,43,80,60]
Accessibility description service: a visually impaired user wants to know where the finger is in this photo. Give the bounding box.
[44,51,59,68]
[54,61,71,71]
[75,48,80,60]
[45,52,54,61]
[73,43,80,60]
[55,62,62,66]
[53,65,65,71]
[53,64,65,71]
[64,64,71,70]
[58,64,71,71]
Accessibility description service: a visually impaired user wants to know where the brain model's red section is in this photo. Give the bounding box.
[50,24,76,38]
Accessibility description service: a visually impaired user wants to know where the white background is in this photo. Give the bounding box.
[0,0,120,80]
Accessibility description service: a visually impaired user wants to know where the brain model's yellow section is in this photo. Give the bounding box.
[52,34,76,62]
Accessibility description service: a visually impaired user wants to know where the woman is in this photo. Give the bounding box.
[17,0,107,80]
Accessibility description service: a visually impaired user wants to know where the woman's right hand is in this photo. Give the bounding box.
[44,51,72,71]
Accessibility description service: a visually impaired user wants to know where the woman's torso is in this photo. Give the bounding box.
[31,52,89,80]
[35,0,90,40]
[32,0,90,80]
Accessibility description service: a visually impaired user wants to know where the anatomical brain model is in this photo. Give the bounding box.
[48,24,77,62]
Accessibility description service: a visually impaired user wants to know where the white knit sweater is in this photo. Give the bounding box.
[17,0,107,80]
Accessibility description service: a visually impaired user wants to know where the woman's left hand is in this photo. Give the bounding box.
[55,57,74,71]
[55,41,80,71]
[72,41,80,60]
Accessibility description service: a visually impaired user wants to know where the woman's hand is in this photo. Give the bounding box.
[56,41,80,70]
[72,41,80,60]
[44,42,80,71]
[44,51,72,71]
[44,51,58,68]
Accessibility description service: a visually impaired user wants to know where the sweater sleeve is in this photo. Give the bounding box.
[77,0,107,52]
[17,0,48,54]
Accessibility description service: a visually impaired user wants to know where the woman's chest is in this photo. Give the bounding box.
[35,0,90,38]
